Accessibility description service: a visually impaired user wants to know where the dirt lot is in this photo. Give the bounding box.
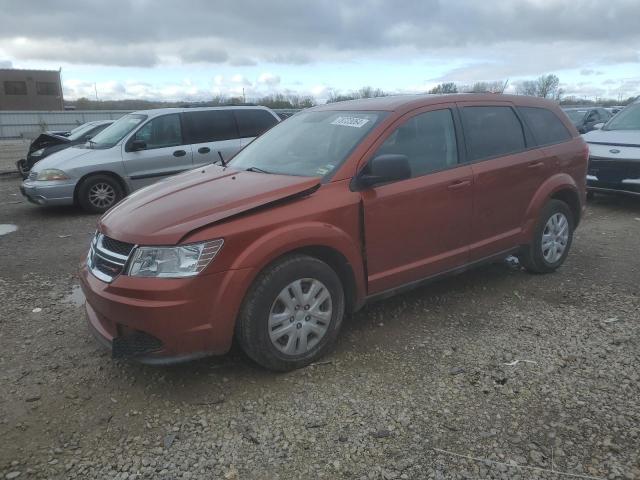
[0,174,639,480]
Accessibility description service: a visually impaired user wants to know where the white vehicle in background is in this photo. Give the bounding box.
[584,100,640,197]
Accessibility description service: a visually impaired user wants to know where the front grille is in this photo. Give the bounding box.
[102,236,134,256]
[28,170,37,181]
[87,233,135,283]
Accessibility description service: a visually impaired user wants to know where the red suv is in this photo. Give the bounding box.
[80,94,588,371]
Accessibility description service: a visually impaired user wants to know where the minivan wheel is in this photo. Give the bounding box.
[77,174,124,214]
[520,199,574,274]
[236,254,345,371]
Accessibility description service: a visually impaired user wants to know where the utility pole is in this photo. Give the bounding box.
[242,87,245,104]
[94,83,99,102]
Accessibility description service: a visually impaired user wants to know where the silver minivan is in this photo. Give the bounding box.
[20,106,280,213]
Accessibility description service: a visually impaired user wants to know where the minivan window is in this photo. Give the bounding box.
[89,114,146,149]
[235,109,279,138]
[373,109,458,177]
[604,104,640,131]
[67,122,105,141]
[519,107,571,146]
[564,109,587,123]
[132,114,182,149]
[230,110,386,178]
[182,110,238,144]
[462,106,526,161]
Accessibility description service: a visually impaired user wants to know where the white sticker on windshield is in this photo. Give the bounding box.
[331,116,370,128]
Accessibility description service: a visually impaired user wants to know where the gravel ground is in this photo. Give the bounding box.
[1,174,639,480]
[0,140,29,174]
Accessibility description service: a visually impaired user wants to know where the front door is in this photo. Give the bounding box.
[122,113,193,189]
[361,107,474,294]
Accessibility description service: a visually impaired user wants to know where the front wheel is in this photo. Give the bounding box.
[520,199,574,274]
[77,174,124,214]
[236,254,345,371]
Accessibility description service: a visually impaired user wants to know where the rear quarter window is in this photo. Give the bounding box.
[235,109,279,138]
[518,106,572,146]
[461,106,526,161]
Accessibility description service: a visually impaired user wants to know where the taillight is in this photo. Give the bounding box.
[582,142,590,161]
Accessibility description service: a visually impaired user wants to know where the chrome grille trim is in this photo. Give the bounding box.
[88,232,136,283]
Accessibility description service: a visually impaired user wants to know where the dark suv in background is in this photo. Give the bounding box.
[563,107,611,134]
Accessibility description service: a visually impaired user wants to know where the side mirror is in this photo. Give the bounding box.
[130,139,146,151]
[593,123,604,130]
[356,154,411,189]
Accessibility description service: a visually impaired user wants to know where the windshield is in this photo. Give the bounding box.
[230,110,386,177]
[564,109,587,122]
[67,122,100,141]
[88,114,146,148]
[604,104,640,131]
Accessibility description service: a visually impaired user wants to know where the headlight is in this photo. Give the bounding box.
[31,148,45,157]
[36,169,70,181]
[127,239,224,278]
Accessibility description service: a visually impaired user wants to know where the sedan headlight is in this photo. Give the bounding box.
[127,239,224,278]
[36,169,70,181]
[31,148,45,157]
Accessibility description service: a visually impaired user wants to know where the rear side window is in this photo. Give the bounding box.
[235,109,279,138]
[183,110,238,144]
[462,106,526,161]
[518,106,572,146]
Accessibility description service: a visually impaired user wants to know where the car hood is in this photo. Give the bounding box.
[99,165,321,245]
[29,145,96,172]
[28,132,70,153]
[583,129,640,147]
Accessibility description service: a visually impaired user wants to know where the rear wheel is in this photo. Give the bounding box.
[236,254,345,371]
[520,199,574,274]
[77,174,124,214]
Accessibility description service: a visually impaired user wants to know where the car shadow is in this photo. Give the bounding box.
[589,193,640,213]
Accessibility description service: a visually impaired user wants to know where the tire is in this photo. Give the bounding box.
[77,174,124,214]
[16,159,28,180]
[236,254,345,371]
[520,199,574,274]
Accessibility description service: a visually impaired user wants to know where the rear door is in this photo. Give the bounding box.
[235,109,280,148]
[122,113,193,189]
[458,102,553,260]
[182,109,241,167]
[360,105,474,294]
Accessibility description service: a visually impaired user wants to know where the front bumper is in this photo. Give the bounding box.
[79,261,256,364]
[587,157,640,197]
[20,179,76,206]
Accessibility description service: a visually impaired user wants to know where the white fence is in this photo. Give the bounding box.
[0,110,131,139]
[0,109,301,139]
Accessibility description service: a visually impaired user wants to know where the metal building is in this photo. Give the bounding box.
[0,68,64,111]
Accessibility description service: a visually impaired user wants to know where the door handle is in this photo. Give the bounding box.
[173,150,186,157]
[527,161,545,169]
[198,147,211,154]
[447,180,471,190]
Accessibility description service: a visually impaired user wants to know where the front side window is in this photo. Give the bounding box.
[133,114,182,150]
[235,109,279,138]
[564,109,587,123]
[604,104,640,131]
[89,114,146,149]
[4,81,27,95]
[462,106,526,161]
[519,107,571,146]
[230,110,386,178]
[183,110,237,144]
[371,109,458,177]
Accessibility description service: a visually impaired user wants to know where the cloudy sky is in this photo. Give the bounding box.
[1,0,639,103]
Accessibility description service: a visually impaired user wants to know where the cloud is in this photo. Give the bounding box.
[231,74,251,86]
[257,73,280,86]
[0,59,12,68]
[181,46,228,64]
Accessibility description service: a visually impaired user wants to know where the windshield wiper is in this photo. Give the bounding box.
[245,166,272,174]
[87,139,96,149]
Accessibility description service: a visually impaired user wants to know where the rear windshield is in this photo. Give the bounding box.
[564,110,587,122]
[603,104,640,131]
[230,110,386,178]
